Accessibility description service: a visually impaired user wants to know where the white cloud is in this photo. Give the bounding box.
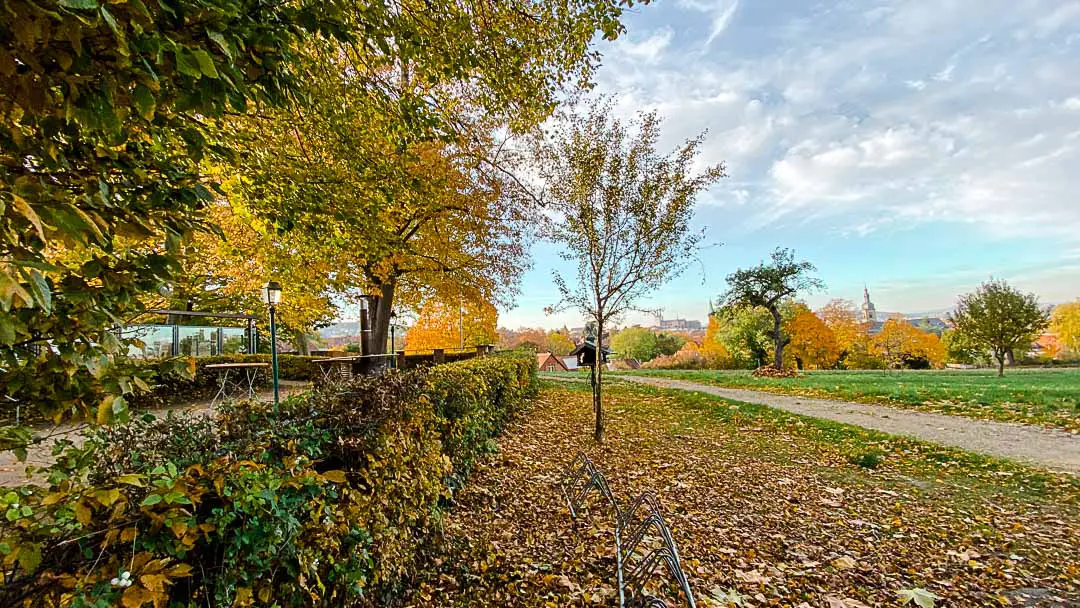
[592,0,1080,239]
[677,0,740,46]
[615,28,674,64]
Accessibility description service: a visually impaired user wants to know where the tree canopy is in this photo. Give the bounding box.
[950,279,1048,376]
[717,248,823,370]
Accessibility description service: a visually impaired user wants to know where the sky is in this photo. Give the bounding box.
[498,0,1080,330]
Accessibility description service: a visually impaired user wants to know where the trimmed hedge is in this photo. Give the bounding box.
[0,352,537,607]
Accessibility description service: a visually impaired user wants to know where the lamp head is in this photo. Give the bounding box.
[262,281,283,306]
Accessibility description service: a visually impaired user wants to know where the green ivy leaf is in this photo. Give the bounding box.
[132,85,155,121]
[175,49,203,78]
[141,493,163,506]
[191,49,219,78]
[207,31,233,61]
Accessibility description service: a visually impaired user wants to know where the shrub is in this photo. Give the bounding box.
[0,353,537,607]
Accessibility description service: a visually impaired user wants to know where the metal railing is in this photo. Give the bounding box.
[561,452,696,608]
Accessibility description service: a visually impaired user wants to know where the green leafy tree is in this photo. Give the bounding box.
[610,326,658,361]
[1,0,347,443]
[950,279,1049,377]
[717,248,824,370]
[654,332,687,357]
[713,305,773,368]
[540,104,725,441]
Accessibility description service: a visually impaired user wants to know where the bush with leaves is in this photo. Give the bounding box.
[0,352,537,606]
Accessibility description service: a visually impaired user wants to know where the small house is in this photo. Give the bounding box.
[537,352,571,372]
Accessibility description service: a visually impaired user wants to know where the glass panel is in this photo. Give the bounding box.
[178,326,219,358]
[124,325,174,359]
[221,327,250,355]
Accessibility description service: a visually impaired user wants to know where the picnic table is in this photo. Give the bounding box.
[204,362,270,405]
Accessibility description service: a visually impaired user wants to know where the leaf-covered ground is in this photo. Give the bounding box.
[616,369,1080,432]
[401,382,1079,607]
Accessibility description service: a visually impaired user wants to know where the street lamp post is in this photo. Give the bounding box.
[262,281,283,407]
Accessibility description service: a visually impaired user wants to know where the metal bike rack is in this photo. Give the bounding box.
[561,452,696,608]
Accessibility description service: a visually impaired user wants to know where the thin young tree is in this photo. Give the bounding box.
[950,279,1049,377]
[539,104,725,441]
[717,248,824,370]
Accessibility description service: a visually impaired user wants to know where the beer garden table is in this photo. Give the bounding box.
[204,362,270,406]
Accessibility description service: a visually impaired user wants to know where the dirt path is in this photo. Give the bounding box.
[604,375,1080,473]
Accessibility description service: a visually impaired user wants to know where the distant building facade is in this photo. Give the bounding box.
[656,318,702,331]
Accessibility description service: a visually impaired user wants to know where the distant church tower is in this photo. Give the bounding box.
[861,286,877,323]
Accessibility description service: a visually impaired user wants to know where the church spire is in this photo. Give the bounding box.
[861,285,876,323]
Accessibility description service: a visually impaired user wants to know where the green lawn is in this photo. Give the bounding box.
[614,367,1080,431]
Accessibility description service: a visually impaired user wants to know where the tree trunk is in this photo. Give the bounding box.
[593,319,604,443]
[293,330,311,355]
[770,306,785,369]
[364,280,397,355]
[997,355,1005,377]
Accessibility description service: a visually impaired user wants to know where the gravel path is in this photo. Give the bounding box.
[608,375,1080,473]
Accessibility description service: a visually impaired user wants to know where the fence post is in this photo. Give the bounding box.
[433,348,445,364]
[396,350,406,370]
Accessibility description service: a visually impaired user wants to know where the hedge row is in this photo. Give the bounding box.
[0,352,538,607]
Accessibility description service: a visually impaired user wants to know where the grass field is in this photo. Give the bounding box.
[612,368,1080,431]
[401,381,1079,607]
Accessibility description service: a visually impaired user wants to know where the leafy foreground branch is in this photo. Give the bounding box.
[0,353,537,607]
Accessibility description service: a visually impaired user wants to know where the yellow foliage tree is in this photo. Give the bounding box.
[405,300,498,352]
[817,299,866,365]
[1051,300,1080,356]
[785,305,840,369]
[871,319,946,369]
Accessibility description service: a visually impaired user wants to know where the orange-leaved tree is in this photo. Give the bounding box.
[405,299,498,352]
[785,304,840,369]
[871,318,946,369]
[817,299,866,367]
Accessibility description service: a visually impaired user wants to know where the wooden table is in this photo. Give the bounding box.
[204,362,270,405]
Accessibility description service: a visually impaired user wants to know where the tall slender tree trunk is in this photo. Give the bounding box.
[997,355,1005,377]
[593,318,604,443]
[770,307,785,369]
[364,280,397,355]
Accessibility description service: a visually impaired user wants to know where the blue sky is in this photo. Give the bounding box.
[499,0,1080,330]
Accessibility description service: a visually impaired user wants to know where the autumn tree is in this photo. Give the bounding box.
[871,319,946,370]
[1051,300,1080,356]
[544,330,577,356]
[785,304,840,369]
[610,326,658,361]
[228,0,644,357]
[161,200,341,354]
[405,299,498,352]
[0,0,353,451]
[717,248,824,370]
[540,105,725,441]
[817,299,865,366]
[950,279,1048,376]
